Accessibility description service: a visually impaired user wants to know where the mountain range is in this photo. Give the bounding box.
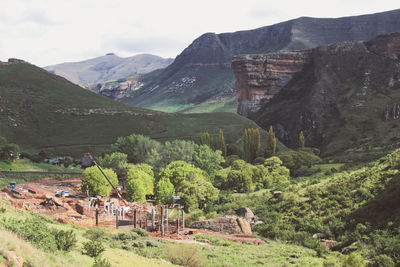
[44,53,173,85]
[121,9,400,113]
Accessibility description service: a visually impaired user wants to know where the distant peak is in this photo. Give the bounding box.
[105,53,115,56]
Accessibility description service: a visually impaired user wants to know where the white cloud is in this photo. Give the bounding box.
[0,0,399,66]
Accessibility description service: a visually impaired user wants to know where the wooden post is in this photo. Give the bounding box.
[161,206,165,236]
[134,210,137,228]
[152,208,155,231]
[116,208,119,228]
[176,208,179,235]
[95,208,99,226]
[182,209,185,231]
[166,208,169,233]
[145,215,148,230]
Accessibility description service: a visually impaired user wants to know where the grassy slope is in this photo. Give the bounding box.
[0,205,172,267]
[0,203,330,267]
[217,148,400,251]
[0,63,262,157]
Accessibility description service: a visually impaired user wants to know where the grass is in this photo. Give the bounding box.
[0,63,263,157]
[0,159,81,172]
[0,196,333,266]
[0,204,175,267]
[0,158,82,187]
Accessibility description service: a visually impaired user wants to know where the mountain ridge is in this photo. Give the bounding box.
[44,53,173,85]
[124,8,400,113]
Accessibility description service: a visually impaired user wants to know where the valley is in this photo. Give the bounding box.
[1,6,400,267]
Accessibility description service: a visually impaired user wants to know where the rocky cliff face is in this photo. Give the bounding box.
[127,9,400,113]
[233,51,311,116]
[237,33,400,155]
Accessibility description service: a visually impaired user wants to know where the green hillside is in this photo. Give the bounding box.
[0,62,264,157]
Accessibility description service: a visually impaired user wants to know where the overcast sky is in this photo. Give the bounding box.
[0,0,399,66]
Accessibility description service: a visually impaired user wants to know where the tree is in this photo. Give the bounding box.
[97,152,129,178]
[216,129,227,157]
[0,143,20,161]
[127,166,154,195]
[81,166,118,196]
[219,160,255,192]
[111,134,162,163]
[162,140,196,165]
[193,144,224,180]
[266,126,277,157]
[158,161,218,211]
[154,177,175,204]
[199,132,211,146]
[243,128,261,163]
[126,177,146,203]
[299,131,305,148]
[263,156,290,186]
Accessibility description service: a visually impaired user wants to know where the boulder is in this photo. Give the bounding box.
[235,207,254,220]
[235,207,263,227]
[191,216,252,235]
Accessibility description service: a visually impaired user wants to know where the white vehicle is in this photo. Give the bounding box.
[55,190,70,197]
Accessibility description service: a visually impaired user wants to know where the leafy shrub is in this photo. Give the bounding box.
[84,228,107,241]
[342,252,365,267]
[53,229,77,251]
[83,240,105,257]
[0,207,6,213]
[373,254,395,267]
[131,228,148,237]
[92,257,111,267]
[0,218,57,251]
[166,244,205,267]
[115,232,139,241]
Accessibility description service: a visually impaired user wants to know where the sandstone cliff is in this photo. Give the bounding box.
[233,51,311,116]
[233,33,400,155]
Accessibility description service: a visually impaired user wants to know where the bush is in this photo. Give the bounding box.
[166,244,205,267]
[373,255,395,267]
[83,240,105,257]
[131,228,148,237]
[114,232,139,241]
[0,218,57,251]
[84,228,107,241]
[53,229,77,251]
[92,257,111,267]
[342,252,365,267]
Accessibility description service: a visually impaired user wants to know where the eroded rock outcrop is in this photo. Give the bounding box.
[233,33,400,154]
[233,51,311,116]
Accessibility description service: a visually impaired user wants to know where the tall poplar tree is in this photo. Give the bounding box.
[217,129,227,157]
[266,126,276,156]
[199,132,211,146]
[299,131,305,148]
[243,128,261,163]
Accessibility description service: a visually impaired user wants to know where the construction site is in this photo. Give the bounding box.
[0,174,266,245]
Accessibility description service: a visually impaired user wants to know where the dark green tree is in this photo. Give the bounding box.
[243,128,261,163]
[266,126,276,157]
